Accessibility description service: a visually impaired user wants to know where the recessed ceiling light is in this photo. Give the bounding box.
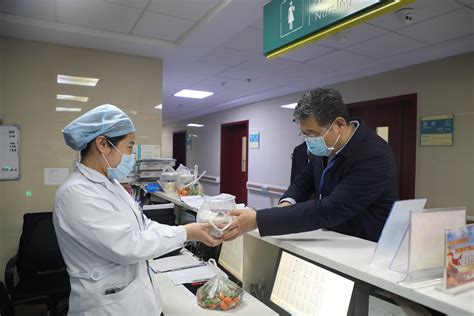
[281,103,298,109]
[174,89,214,99]
[154,104,163,109]
[187,123,204,127]
[57,94,89,102]
[56,107,82,112]
[57,74,99,87]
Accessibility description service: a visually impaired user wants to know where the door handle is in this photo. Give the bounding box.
[241,136,247,173]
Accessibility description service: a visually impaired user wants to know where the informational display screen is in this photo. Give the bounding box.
[270,251,354,316]
[218,235,243,282]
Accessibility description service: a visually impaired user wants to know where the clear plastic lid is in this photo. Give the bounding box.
[160,166,178,182]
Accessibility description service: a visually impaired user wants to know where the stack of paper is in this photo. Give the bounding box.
[168,265,218,285]
[150,253,203,273]
[180,196,204,210]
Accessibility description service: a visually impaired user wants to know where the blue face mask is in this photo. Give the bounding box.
[102,141,136,181]
[304,121,341,156]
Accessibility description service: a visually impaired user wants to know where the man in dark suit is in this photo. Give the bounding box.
[223,87,398,242]
[290,142,311,184]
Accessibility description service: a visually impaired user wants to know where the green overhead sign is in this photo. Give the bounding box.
[263,0,411,58]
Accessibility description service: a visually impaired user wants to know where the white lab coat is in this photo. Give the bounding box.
[53,162,186,315]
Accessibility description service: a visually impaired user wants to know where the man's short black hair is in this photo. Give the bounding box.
[293,87,350,126]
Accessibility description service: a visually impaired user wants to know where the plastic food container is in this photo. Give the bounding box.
[197,194,236,237]
[160,167,178,193]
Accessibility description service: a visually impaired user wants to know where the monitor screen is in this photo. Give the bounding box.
[218,235,243,282]
[270,250,354,316]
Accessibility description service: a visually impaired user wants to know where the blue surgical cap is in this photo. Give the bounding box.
[62,104,135,151]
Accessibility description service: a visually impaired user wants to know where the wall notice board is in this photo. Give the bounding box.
[420,114,454,146]
[0,125,20,180]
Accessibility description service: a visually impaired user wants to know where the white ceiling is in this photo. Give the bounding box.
[0,0,473,124]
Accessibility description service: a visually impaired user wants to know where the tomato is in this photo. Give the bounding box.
[223,297,233,305]
[220,302,229,311]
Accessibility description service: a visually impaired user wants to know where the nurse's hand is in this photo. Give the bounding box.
[221,209,257,241]
[185,222,223,247]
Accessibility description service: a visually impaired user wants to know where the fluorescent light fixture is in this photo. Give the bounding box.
[187,123,204,127]
[192,134,199,138]
[281,103,298,109]
[57,94,89,102]
[174,89,214,99]
[57,74,99,87]
[56,107,82,112]
[154,104,163,109]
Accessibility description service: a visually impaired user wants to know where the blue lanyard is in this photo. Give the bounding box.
[319,158,337,200]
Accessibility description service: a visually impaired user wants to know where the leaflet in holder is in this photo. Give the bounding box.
[269,250,354,316]
[438,223,474,295]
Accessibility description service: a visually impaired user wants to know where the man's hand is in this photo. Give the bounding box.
[277,201,291,207]
[222,209,258,241]
[185,222,223,247]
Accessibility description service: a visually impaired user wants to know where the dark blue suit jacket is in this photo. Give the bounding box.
[290,142,309,184]
[256,121,398,242]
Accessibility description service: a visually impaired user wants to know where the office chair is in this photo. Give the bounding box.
[0,281,15,316]
[4,212,70,315]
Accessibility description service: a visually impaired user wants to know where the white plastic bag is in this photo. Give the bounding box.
[159,166,178,193]
[197,194,236,237]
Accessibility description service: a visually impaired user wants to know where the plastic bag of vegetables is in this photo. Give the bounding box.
[196,259,243,311]
[176,164,205,196]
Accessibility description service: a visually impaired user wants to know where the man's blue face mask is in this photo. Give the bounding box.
[102,140,135,181]
[304,121,341,157]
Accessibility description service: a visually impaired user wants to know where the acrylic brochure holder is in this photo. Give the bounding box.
[391,208,466,288]
[371,199,427,270]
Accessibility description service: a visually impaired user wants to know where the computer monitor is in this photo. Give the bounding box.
[269,250,355,316]
[217,235,243,282]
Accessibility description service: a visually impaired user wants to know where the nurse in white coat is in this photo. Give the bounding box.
[53,104,221,315]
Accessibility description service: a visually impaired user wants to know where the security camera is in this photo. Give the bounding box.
[396,8,414,24]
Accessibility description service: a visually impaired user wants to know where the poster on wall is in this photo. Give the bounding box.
[0,125,20,180]
[44,168,69,185]
[420,114,454,146]
[249,131,260,149]
[136,144,161,159]
[186,132,192,150]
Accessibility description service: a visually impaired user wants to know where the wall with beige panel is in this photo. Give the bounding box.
[0,37,163,281]
[162,53,474,219]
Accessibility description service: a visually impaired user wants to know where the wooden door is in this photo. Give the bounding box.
[220,121,249,204]
[348,94,417,199]
[172,131,187,168]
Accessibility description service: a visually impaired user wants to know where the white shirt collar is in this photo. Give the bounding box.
[75,161,116,191]
[335,120,360,155]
